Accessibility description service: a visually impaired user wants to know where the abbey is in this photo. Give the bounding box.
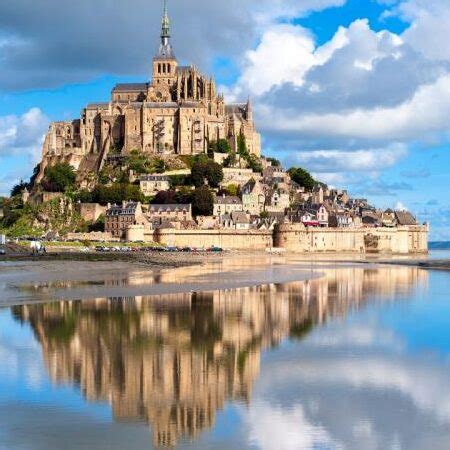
[40,1,260,177]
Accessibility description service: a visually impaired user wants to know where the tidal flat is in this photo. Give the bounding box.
[1,253,450,449]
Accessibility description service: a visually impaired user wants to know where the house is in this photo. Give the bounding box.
[140,174,171,197]
[288,207,319,227]
[311,186,324,205]
[242,179,265,215]
[265,188,290,213]
[220,212,251,230]
[147,204,193,223]
[231,211,251,230]
[311,204,329,227]
[213,195,243,217]
[395,210,417,226]
[105,202,148,238]
[329,212,354,228]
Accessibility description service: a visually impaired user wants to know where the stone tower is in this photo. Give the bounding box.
[151,0,178,99]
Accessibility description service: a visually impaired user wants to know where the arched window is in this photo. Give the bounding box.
[158,63,161,74]
[167,64,171,74]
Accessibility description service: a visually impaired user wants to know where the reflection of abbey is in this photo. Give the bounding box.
[40,1,260,176]
[14,264,426,448]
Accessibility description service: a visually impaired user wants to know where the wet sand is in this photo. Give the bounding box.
[1,251,448,308]
[0,254,326,307]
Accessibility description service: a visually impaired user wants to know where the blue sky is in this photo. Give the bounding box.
[1,0,450,239]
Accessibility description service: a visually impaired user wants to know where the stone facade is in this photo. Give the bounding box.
[37,2,260,181]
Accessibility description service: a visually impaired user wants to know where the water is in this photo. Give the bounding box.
[1,260,450,449]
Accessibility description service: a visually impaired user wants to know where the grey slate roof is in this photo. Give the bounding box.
[231,211,250,224]
[106,202,139,216]
[113,83,149,92]
[214,196,242,205]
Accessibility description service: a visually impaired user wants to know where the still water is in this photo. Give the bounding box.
[1,260,450,450]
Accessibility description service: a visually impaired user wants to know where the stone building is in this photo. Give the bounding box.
[105,201,147,238]
[147,204,193,223]
[37,0,260,182]
[139,174,171,197]
[213,195,243,217]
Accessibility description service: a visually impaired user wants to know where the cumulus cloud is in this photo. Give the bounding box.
[0,108,48,194]
[0,0,344,91]
[286,144,408,173]
[0,108,48,162]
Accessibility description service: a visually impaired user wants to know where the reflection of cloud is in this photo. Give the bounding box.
[307,323,404,351]
[245,401,340,450]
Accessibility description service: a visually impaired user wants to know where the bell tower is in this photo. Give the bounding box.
[152,0,178,88]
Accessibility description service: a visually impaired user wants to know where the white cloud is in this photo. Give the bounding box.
[0,107,48,195]
[287,145,408,173]
[396,0,450,61]
[0,107,48,162]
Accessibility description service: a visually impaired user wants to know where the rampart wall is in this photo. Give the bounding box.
[273,224,429,254]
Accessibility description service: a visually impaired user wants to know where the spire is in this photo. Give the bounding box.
[161,0,170,43]
[157,0,175,59]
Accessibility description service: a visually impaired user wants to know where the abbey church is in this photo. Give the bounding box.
[39,1,261,177]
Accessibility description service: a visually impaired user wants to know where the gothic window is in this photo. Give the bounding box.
[158,63,161,74]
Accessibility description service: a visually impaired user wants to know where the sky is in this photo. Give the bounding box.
[0,0,449,240]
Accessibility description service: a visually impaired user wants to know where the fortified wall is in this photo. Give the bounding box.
[150,229,273,251]
[127,224,428,254]
[273,224,429,254]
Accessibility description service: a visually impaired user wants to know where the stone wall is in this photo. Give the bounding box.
[75,203,106,222]
[274,224,429,254]
[150,229,273,250]
[66,232,116,242]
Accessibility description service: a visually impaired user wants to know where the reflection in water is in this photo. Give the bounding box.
[12,266,427,448]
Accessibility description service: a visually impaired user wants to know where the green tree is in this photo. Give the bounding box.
[10,181,29,197]
[43,163,76,192]
[225,184,239,197]
[91,183,145,205]
[247,154,263,173]
[192,186,214,216]
[223,152,237,168]
[265,157,281,167]
[207,139,231,157]
[237,132,249,158]
[191,160,224,188]
[288,167,316,192]
[88,214,105,232]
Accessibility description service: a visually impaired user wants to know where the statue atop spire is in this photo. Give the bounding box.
[157,0,175,59]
